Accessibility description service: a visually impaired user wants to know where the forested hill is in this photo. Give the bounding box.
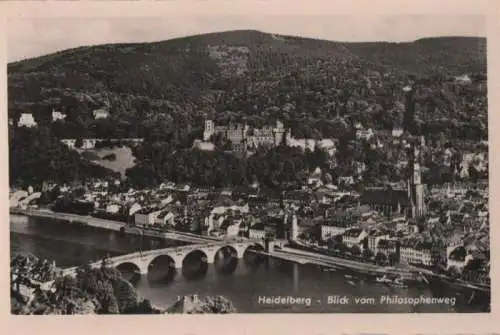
[346,36,486,76]
[8,30,486,126]
[7,30,487,189]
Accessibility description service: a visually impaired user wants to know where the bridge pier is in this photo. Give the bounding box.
[293,262,300,292]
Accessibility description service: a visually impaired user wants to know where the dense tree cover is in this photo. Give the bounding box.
[125,141,331,189]
[11,253,238,315]
[9,126,119,189]
[347,37,486,77]
[11,253,161,315]
[166,295,237,314]
[7,31,487,188]
[8,31,486,141]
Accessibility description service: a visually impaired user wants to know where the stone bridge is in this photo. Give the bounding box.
[60,240,266,277]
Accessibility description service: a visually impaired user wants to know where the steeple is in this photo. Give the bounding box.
[407,139,425,218]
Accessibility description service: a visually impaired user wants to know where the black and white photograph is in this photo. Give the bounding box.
[6,7,490,316]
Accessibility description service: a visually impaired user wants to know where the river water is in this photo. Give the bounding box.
[10,215,488,313]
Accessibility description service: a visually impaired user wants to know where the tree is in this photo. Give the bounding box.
[375,252,388,266]
[362,248,373,260]
[74,137,84,149]
[388,252,399,266]
[447,266,461,279]
[350,245,362,257]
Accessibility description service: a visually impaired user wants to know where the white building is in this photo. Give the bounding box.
[342,228,368,250]
[225,220,242,237]
[155,211,175,226]
[52,110,66,122]
[193,140,215,151]
[392,127,404,138]
[106,204,121,214]
[249,228,266,240]
[321,225,349,241]
[367,231,390,253]
[400,241,440,267]
[128,203,142,216]
[135,209,164,226]
[93,109,109,120]
[18,113,37,128]
[356,128,374,140]
[455,74,472,84]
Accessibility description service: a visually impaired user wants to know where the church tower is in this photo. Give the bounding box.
[407,143,426,218]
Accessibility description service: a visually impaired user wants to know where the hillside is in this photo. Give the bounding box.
[8,30,486,121]
[7,30,488,188]
[347,36,486,76]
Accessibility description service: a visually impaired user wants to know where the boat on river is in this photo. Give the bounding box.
[376,274,408,288]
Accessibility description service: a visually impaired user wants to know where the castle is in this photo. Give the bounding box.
[203,119,292,151]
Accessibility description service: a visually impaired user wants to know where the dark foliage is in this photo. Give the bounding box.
[9,126,119,188]
[7,31,487,188]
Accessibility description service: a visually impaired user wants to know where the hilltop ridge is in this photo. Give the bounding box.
[8,30,485,115]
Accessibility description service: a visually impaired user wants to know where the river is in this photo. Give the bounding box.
[10,215,488,313]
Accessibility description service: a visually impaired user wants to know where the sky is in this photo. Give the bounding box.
[7,15,486,62]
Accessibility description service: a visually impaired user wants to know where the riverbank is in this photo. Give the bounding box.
[277,246,490,294]
[11,208,490,296]
[10,207,219,243]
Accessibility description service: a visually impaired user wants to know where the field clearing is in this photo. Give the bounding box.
[77,146,136,177]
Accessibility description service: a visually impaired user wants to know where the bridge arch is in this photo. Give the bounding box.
[243,242,266,254]
[147,254,177,283]
[182,249,209,279]
[115,261,145,284]
[242,243,266,267]
[214,245,239,274]
[214,245,239,259]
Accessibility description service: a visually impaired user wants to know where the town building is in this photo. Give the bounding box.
[156,210,176,227]
[367,230,391,253]
[400,240,440,267]
[52,110,66,122]
[354,123,374,140]
[248,228,266,240]
[203,203,249,233]
[93,108,109,120]
[134,208,161,226]
[376,239,398,257]
[392,127,404,138]
[18,113,37,128]
[342,228,368,251]
[320,224,350,241]
[361,142,426,219]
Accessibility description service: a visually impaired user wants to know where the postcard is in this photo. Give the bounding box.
[2,0,497,334]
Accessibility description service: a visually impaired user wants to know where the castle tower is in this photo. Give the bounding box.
[408,143,426,218]
[203,120,215,141]
[273,120,286,146]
